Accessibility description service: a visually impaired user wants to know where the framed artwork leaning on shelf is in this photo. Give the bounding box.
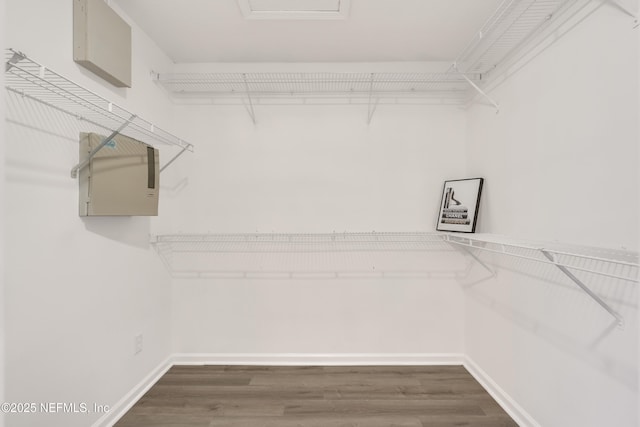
[436,178,484,233]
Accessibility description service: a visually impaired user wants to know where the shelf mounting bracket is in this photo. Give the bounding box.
[367,73,379,125]
[242,73,257,124]
[70,114,137,178]
[601,0,638,24]
[160,146,189,173]
[445,234,495,277]
[454,63,499,113]
[458,243,496,277]
[540,249,624,327]
[5,50,25,72]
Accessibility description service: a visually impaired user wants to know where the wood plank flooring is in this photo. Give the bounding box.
[115,365,518,427]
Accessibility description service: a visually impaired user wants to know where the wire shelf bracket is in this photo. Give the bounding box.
[366,73,379,125]
[160,146,190,173]
[5,48,195,177]
[601,0,638,24]
[454,63,499,113]
[540,249,624,327]
[452,241,496,277]
[70,114,136,178]
[242,73,257,124]
[5,50,24,72]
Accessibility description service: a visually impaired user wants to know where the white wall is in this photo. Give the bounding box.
[162,105,468,233]
[4,1,180,426]
[164,104,469,356]
[0,0,6,425]
[3,1,639,427]
[467,7,638,250]
[172,276,464,357]
[465,5,638,427]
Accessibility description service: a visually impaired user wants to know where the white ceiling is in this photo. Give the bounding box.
[113,0,504,63]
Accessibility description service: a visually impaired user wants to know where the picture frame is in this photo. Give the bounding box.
[436,178,484,233]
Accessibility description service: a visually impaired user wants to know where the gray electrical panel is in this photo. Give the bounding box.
[79,133,159,216]
[73,0,132,88]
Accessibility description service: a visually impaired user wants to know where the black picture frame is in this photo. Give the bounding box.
[436,178,484,233]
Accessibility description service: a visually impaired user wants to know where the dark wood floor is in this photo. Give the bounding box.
[115,365,518,427]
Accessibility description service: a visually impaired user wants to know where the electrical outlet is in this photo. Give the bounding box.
[134,334,143,355]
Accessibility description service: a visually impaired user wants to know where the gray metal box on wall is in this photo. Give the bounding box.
[79,133,159,216]
[73,0,132,88]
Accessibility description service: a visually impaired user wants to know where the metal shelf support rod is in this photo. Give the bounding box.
[242,73,256,124]
[160,146,189,173]
[454,63,500,113]
[5,50,24,72]
[70,114,137,178]
[540,249,624,327]
[367,73,378,125]
[449,239,496,277]
[602,0,637,19]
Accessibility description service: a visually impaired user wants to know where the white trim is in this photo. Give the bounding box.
[172,352,464,366]
[92,356,173,427]
[463,356,542,427]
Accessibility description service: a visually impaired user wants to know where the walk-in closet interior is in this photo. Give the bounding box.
[1,0,639,426]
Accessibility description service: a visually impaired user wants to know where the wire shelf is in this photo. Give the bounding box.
[444,233,638,326]
[454,0,586,74]
[445,233,639,274]
[156,72,477,103]
[152,232,637,324]
[4,48,194,152]
[153,232,451,253]
[151,232,462,280]
[154,0,593,105]
[152,232,640,290]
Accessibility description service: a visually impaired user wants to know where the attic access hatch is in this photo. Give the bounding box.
[237,0,350,19]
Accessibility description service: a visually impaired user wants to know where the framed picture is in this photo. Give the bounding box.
[436,178,484,233]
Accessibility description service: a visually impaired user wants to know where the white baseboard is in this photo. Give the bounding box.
[93,356,173,427]
[171,352,465,366]
[463,356,541,427]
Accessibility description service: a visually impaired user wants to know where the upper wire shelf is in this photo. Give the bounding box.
[151,231,639,278]
[453,0,586,74]
[4,48,194,152]
[152,232,638,324]
[156,72,477,104]
[154,0,594,105]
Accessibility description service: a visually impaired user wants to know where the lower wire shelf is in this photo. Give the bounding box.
[443,233,638,327]
[151,231,639,326]
[151,232,464,280]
